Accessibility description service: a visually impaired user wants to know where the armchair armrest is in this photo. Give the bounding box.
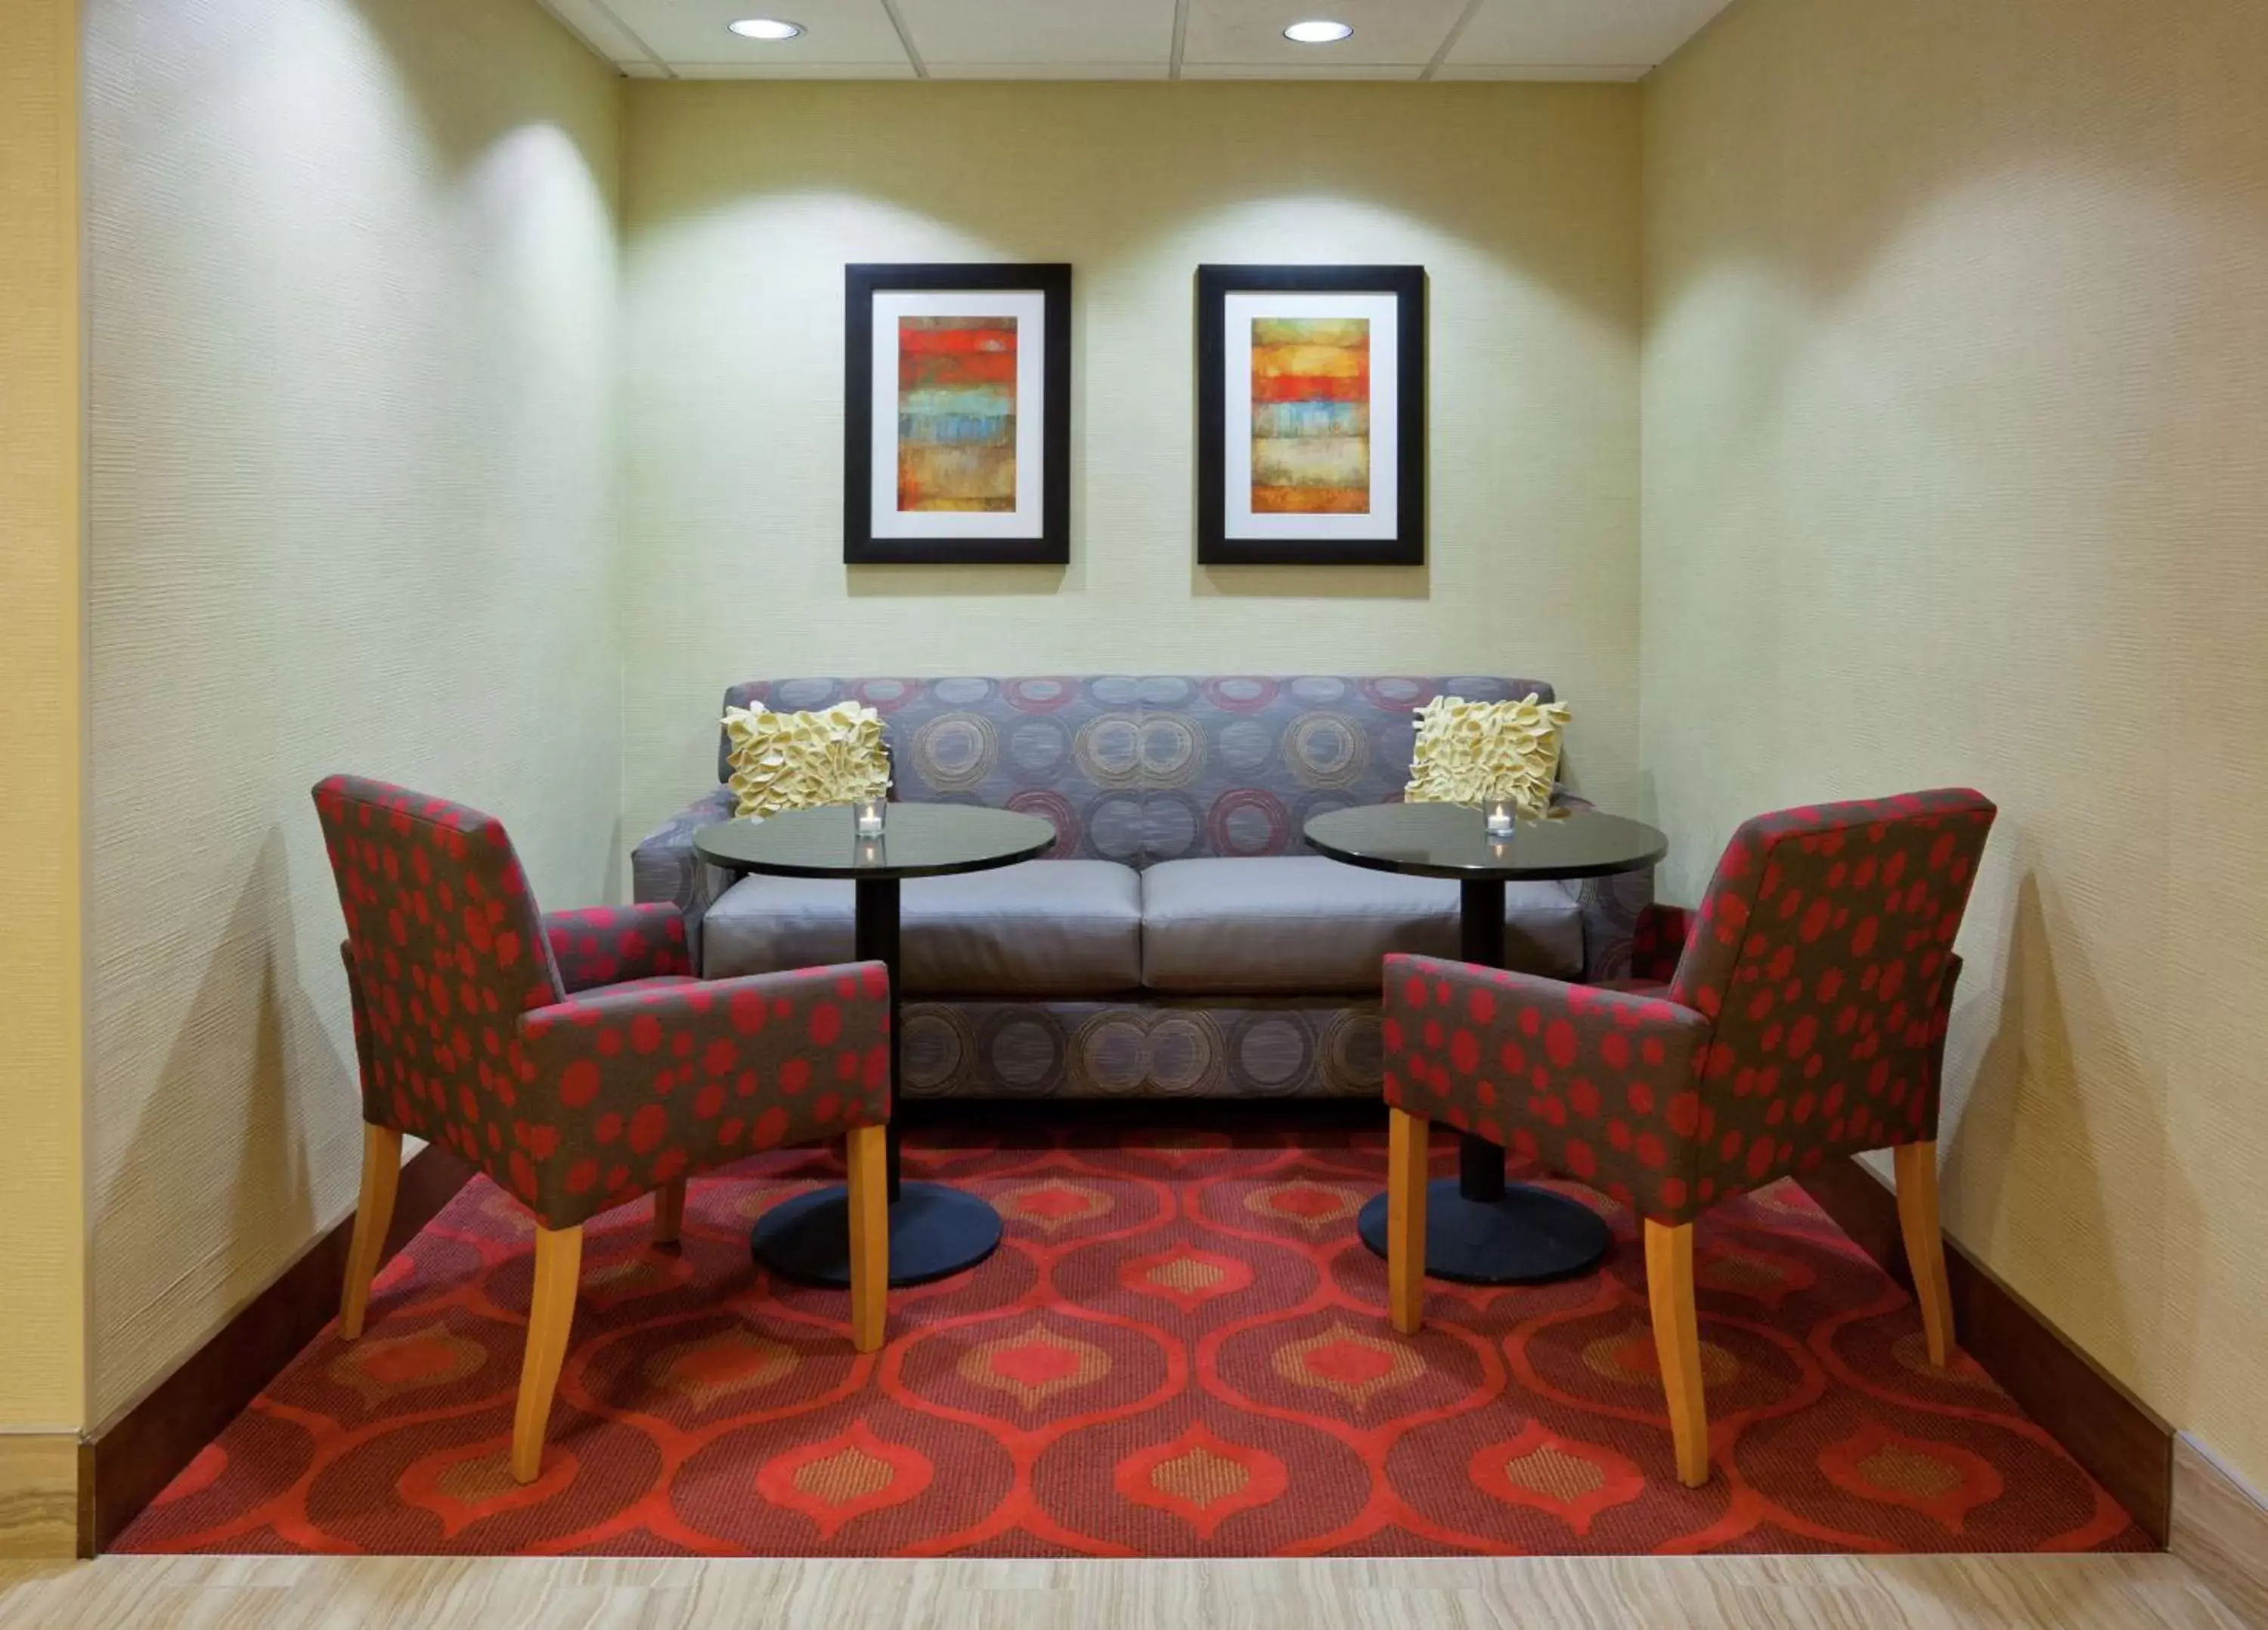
[513,962,891,1229]
[631,786,738,967]
[543,903,691,993]
[1383,953,1714,1220]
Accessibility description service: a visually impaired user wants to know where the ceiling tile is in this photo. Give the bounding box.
[1182,0,1470,70]
[1433,62,1650,82]
[926,63,1172,80]
[894,0,1176,67]
[606,0,911,71]
[545,0,1730,82]
[533,0,658,68]
[1179,62,1424,81]
[671,60,922,78]
[1445,0,1734,70]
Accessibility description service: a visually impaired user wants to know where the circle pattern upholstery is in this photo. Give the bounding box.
[910,714,999,793]
[711,677,1553,865]
[897,1002,1341,1100]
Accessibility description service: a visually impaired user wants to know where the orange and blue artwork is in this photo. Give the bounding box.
[897,315,1018,513]
[1250,316,1371,515]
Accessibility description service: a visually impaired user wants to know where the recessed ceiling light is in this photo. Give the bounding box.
[727,17,804,41]
[1283,19,1355,44]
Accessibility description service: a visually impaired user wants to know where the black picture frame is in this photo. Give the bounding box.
[844,262,1073,566]
[1196,264,1427,567]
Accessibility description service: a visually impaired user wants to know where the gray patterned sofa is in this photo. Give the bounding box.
[633,677,1651,1101]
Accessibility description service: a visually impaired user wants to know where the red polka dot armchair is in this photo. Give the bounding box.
[1380,789,1996,1486]
[314,776,892,1483]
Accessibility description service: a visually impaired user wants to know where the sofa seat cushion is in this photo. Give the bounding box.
[704,859,1142,996]
[1140,857,1584,996]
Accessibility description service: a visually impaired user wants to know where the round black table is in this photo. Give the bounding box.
[1303,801,1669,1287]
[694,804,1054,1288]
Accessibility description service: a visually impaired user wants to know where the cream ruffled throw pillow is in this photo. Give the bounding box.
[1404,693,1572,817]
[723,700,892,820]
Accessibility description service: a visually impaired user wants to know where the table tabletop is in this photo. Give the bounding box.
[693,802,1055,882]
[1303,801,1668,883]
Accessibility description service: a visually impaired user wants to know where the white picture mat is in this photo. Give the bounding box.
[1222,291,1401,543]
[869,289,1048,540]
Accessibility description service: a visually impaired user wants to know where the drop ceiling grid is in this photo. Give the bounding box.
[540,0,1735,82]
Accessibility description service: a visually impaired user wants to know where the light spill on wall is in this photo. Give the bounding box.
[82,0,624,1424]
[1643,0,2268,1487]
[618,82,1644,843]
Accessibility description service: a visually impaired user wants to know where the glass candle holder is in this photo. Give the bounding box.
[1485,801,1515,837]
[855,797,886,838]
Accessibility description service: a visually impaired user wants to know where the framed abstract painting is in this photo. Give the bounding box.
[1195,265,1427,567]
[843,262,1073,565]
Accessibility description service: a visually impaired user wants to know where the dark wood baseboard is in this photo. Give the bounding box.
[1797,1155,2175,1544]
[78,1142,476,1556]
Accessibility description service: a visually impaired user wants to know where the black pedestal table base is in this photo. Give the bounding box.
[1352,870,1636,1284]
[753,1180,1003,1288]
[1356,1114,1612,1284]
[695,811,1056,1292]
[747,870,1009,1288]
[1356,1182,1610,1285]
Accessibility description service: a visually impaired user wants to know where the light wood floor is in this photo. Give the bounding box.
[0,1553,2251,1629]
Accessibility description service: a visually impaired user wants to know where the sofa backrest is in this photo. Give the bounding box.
[717,676,1556,866]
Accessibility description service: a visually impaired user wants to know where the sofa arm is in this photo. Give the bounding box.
[631,787,737,965]
[543,903,692,993]
[1542,789,1651,984]
[1628,904,1693,985]
[515,962,891,1228]
[1573,866,1656,983]
[1383,953,1712,1220]
[1541,789,1653,981]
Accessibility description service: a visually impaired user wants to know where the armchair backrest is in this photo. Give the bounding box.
[1668,789,1996,1173]
[313,776,562,1148]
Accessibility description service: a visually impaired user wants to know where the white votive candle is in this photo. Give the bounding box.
[855,798,886,838]
[1486,801,1515,836]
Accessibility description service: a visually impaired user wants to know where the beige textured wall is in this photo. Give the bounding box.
[1643,0,2268,1485]
[83,0,624,1424]
[0,0,87,1435]
[619,82,1642,838]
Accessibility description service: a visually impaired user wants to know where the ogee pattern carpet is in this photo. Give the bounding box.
[119,1125,2143,1557]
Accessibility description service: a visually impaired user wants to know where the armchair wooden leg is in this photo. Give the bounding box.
[1894,1142,1956,1367]
[1644,1219,1710,1488]
[510,1223,584,1485]
[652,1178,686,1248]
[845,1124,889,1354]
[1387,1108,1430,1336]
[339,1124,403,1340]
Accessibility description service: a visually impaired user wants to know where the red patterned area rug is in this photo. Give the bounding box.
[119,1124,2144,1557]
